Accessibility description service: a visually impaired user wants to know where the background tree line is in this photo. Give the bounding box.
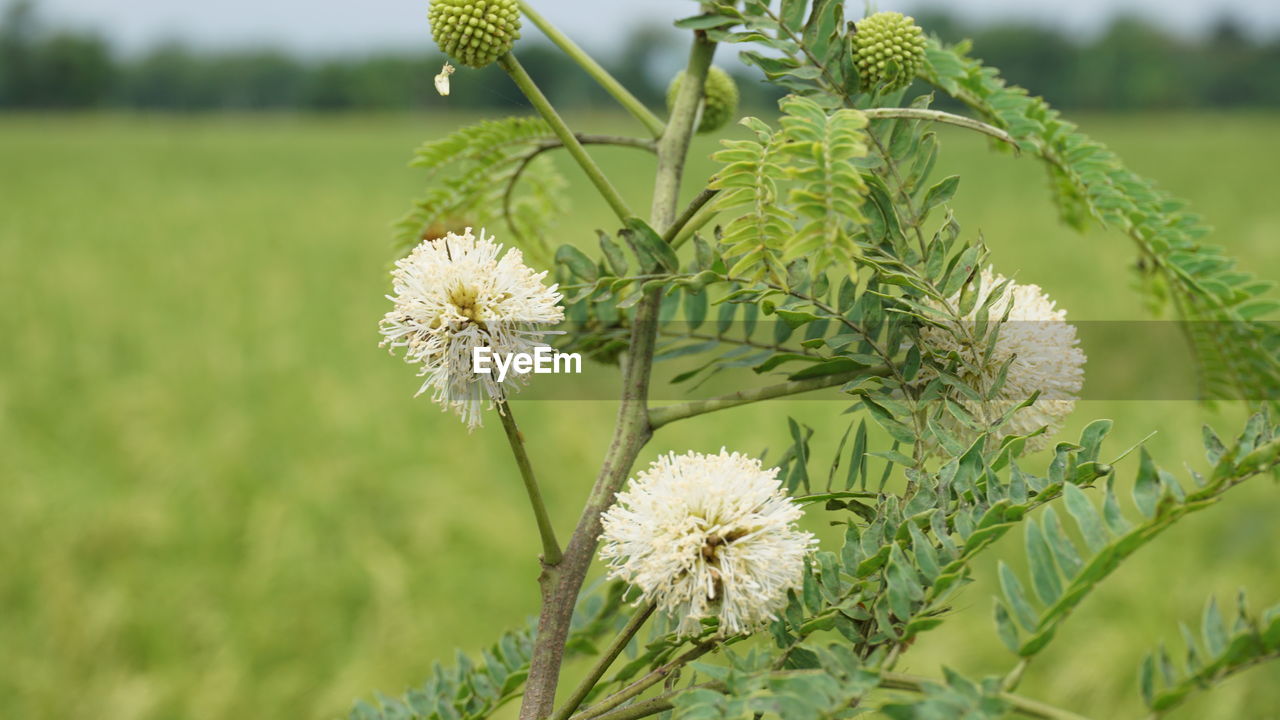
[3,0,1279,112]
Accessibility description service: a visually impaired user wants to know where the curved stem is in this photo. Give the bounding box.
[663,187,719,245]
[498,401,562,564]
[862,108,1019,151]
[498,52,635,224]
[550,602,656,720]
[649,367,889,429]
[504,135,657,247]
[517,0,665,138]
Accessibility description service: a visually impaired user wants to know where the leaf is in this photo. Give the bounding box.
[1202,597,1228,657]
[1063,483,1109,554]
[998,561,1038,632]
[555,244,598,282]
[920,175,960,215]
[598,232,629,276]
[993,602,1021,653]
[1039,507,1083,578]
[623,218,680,272]
[1023,520,1063,605]
[1133,448,1161,519]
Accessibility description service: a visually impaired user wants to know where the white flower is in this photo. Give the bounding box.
[921,268,1086,450]
[599,450,816,636]
[380,228,563,429]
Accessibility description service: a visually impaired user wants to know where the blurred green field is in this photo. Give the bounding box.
[1,111,1278,720]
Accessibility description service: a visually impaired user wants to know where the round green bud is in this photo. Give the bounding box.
[427,0,521,69]
[851,11,926,93]
[666,66,740,134]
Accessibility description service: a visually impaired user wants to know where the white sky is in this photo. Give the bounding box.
[33,0,1280,55]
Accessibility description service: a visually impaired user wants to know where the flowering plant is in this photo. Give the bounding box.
[357,3,1280,719]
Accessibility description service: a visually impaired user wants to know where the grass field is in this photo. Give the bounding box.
[1,111,1278,720]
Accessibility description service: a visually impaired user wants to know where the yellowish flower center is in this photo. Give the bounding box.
[448,284,484,323]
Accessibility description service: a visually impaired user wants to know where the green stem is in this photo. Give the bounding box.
[498,401,563,565]
[649,367,887,429]
[517,0,665,138]
[861,108,1019,151]
[498,52,635,224]
[503,134,656,248]
[550,602,656,720]
[572,643,715,720]
[574,692,678,720]
[1003,657,1029,692]
[664,187,719,249]
[881,672,1094,720]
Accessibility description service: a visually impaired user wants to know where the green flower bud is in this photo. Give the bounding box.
[851,11,926,93]
[666,66,740,134]
[427,0,521,69]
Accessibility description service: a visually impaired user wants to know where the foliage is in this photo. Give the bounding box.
[360,2,1280,720]
[1139,591,1280,715]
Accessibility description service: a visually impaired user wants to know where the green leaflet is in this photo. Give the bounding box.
[710,96,869,284]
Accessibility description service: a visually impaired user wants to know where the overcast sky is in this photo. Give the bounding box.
[33,0,1280,55]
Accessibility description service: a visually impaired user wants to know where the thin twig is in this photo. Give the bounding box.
[663,187,720,245]
[503,135,656,247]
[862,108,1019,151]
[498,402,562,564]
[572,643,715,720]
[550,602,656,720]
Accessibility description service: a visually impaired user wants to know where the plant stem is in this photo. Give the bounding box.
[498,402,562,565]
[516,29,718,720]
[880,672,1094,720]
[503,134,656,247]
[572,643,715,720]
[663,188,719,245]
[550,602,656,720]
[861,108,1019,150]
[517,0,666,139]
[574,692,678,720]
[498,52,635,224]
[649,367,888,429]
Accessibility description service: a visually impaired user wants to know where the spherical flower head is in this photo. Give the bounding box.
[851,11,927,93]
[380,228,563,429]
[921,268,1086,452]
[666,67,740,134]
[599,450,816,636]
[427,0,521,69]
